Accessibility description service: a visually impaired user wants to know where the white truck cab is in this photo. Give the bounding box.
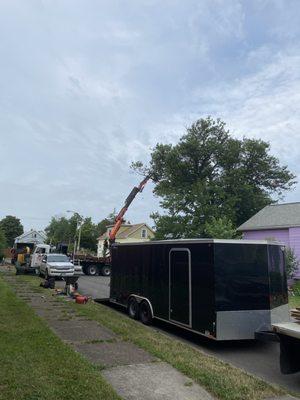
[28,243,82,278]
[31,244,51,271]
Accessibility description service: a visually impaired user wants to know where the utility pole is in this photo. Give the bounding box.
[77,220,83,252]
[66,210,84,254]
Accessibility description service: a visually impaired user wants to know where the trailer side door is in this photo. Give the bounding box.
[169,248,192,327]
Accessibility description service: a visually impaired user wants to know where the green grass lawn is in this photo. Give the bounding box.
[0,275,120,400]
[289,281,300,309]
[289,295,300,309]
[17,274,285,400]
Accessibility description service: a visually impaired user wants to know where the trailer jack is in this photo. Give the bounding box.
[255,330,300,374]
[278,333,300,374]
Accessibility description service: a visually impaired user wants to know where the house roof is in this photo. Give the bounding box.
[98,223,154,240]
[14,229,47,243]
[237,202,300,231]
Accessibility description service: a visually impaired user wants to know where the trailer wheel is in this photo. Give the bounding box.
[128,298,139,320]
[87,265,98,276]
[139,301,153,325]
[101,265,111,277]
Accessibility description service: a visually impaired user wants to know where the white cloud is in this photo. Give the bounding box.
[0,0,300,230]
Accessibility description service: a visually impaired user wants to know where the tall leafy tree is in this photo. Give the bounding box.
[80,217,101,252]
[95,211,117,238]
[45,212,117,253]
[132,117,296,239]
[0,215,23,247]
[0,228,7,259]
[45,216,77,245]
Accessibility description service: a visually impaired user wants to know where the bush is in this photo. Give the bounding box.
[0,228,7,261]
[285,246,300,279]
[204,216,240,239]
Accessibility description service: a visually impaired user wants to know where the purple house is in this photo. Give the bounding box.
[237,202,300,279]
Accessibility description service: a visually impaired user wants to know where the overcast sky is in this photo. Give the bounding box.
[0,0,300,231]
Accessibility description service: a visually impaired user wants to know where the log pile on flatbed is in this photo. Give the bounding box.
[73,254,111,263]
[290,308,300,322]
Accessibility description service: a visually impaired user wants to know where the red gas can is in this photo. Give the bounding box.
[75,295,88,304]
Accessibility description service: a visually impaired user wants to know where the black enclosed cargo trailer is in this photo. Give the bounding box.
[110,239,290,340]
[110,239,300,373]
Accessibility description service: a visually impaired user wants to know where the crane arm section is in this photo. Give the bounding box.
[109,176,150,243]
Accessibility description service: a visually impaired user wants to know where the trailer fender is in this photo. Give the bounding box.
[128,295,154,319]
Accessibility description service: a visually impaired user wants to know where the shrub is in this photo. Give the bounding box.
[285,246,300,279]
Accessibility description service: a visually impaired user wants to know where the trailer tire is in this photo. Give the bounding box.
[101,265,111,277]
[139,301,153,325]
[87,265,98,276]
[128,297,139,320]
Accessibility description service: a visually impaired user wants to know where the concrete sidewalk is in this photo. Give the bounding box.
[2,270,298,400]
[2,272,214,400]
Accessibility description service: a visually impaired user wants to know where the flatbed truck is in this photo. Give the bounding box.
[73,254,111,276]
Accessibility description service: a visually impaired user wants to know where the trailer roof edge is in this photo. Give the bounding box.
[112,238,284,246]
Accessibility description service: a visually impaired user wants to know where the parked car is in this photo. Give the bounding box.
[40,253,75,278]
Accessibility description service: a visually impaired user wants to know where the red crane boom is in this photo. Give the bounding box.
[109,176,150,244]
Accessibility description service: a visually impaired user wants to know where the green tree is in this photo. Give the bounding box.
[80,217,100,252]
[95,211,116,238]
[45,212,117,253]
[45,216,77,246]
[0,228,7,260]
[204,216,240,239]
[132,117,296,238]
[285,247,300,279]
[0,215,23,247]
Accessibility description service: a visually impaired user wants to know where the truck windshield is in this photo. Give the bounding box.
[47,255,69,263]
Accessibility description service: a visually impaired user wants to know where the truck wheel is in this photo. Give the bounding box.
[87,265,98,276]
[82,266,88,275]
[101,265,111,277]
[139,301,153,325]
[128,298,139,320]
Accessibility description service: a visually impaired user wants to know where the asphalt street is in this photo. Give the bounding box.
[78,274,110,299]
[77,275,300,395]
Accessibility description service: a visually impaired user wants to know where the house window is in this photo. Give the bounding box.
[141,228,147,239]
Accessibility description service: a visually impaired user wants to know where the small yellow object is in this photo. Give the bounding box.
[17,254,25,264]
